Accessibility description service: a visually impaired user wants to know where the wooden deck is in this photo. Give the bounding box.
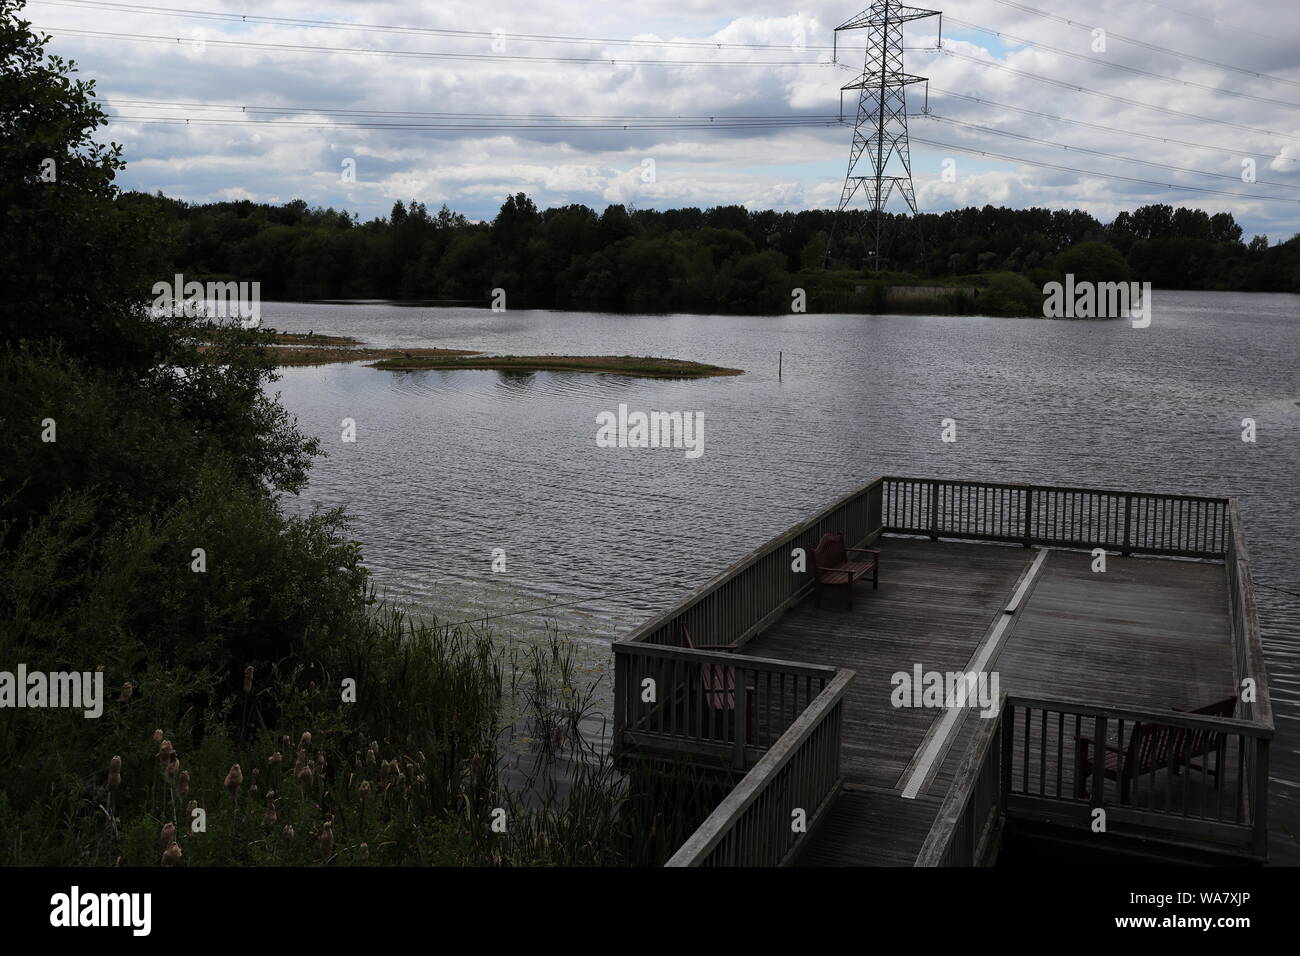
[735,536,1234,865]
[614,476,1271,866]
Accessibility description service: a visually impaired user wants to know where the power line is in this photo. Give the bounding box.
[1134,0,1282,44]
[982,0,1300,91]
[104,113,842,131]
[925,113,1300,189]
[923,48,1300,145]
[931,87,1300,167]
[118,90,1298,169]
[943,16,1300,110]
[102,97,833,123]
[31,0,841,52]
[40,25,834,67]
[908,134,1300,205]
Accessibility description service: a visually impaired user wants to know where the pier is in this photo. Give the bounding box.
[612,477,1272,865]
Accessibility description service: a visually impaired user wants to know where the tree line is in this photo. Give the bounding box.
[122,188,1300,315]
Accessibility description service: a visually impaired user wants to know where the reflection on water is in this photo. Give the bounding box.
[265,292,1300,861]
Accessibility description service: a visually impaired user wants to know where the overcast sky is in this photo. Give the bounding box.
[28,0,1300,239]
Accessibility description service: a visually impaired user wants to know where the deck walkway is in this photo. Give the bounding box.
[734,536,1233,866]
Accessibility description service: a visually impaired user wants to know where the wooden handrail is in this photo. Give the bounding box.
[665,669,854,867]
[880,477,1229,558]
[1001,695,1270,857]
[622,477,886,645]
[1004,695,1271,738]
[881,475,1230,505]
[616,641,839,679]
[915,693,1006,867]
[1227,500,1272,727]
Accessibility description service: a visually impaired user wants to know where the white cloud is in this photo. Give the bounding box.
[28,0,1300,238]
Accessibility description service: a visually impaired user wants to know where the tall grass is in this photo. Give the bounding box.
[0,602,723,866]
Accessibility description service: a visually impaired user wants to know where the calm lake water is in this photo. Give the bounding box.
[263,292,1299,862]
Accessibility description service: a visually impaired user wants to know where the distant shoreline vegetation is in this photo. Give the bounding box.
[126,189,1300,318]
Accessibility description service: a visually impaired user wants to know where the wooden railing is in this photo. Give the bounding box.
[1000,696,1272,857]
[915,695,1006,866]
[1225,500,1273,855]
[622,479,885,649]
[614,476,1266,864]
[880,477,1229,558]
[1227,500,1271,727]
[666,669,853,866]
[614,642,839,769]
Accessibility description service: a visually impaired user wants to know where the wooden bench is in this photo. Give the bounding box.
[811,531,880,609]
[1073,696,1237,803]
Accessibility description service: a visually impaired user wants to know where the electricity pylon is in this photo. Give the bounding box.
[826,2,941,271]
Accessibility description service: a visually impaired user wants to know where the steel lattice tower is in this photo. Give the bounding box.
[827,2,941,271]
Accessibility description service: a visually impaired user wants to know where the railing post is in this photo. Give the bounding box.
[612,647,626,756]
[929,481,940,540]
[1122,494,1133,556]
[1252,736,1269,858]
[1022,488,1033,547]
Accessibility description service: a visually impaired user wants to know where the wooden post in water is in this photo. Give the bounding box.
[778,351,782,380]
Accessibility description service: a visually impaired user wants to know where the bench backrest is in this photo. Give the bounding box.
[813,531,847,570]
[1181,696,1237,756]
[1127,696,1238,773]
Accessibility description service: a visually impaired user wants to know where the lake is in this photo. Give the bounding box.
[262,292,1299,862]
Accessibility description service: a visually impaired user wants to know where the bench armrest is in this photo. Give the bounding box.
[847,548,880,557]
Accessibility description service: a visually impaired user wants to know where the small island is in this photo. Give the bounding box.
[222,331,482,366]
[206,332,743,377]
[367,354,744,378]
